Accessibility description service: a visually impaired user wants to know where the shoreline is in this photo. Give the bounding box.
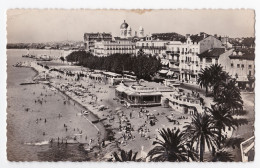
[26,64,109,140]
[48,82,108,140]
[22,63,117,161]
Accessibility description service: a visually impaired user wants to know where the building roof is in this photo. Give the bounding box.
[229,54,255,60]
[152,32,186,42]
[198,48,226,58]
[84,32,112,37]
[84,33,112,41]
[190,33,209,43]
[229,49,255,60]
[103,71,122,77]
[114,36,133,41]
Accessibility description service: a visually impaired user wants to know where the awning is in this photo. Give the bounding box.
[159,69,169,74]
[167,71,174,76]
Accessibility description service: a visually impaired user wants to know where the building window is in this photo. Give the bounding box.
[231,63,233,67]
[237,64,240,68]
[249,65,252,69]
[241,64,244,68]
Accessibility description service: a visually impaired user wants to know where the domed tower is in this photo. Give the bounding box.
[127,26,132,37]
[138,26,144,37]
[120,20,128,38]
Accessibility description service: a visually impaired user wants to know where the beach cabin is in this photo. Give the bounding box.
[89,73,105,82]
[102,72,123,85]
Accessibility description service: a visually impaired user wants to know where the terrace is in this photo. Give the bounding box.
[163,88,204,114]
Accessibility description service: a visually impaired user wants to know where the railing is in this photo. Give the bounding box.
[136,46,166,50]
[240,136,255,162]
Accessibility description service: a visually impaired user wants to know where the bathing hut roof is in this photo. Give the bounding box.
[139,92,162,96]
[103,71,122,77]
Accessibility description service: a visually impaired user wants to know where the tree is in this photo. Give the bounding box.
[197,67,211,95]
[147,128,197,162]
[207,64,229,99]
[206,104,234,147]
[211,150,234,162]
[65,51,161,81]
[197,64,229,97]
[215,79,243,113]
[112,150,138,162]
[184,113,219,162]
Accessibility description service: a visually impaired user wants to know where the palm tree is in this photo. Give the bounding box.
[215,79,243,113]
[211,150,234,162]
[184,113,219,162]
[207,64,229,98]
[206,104,234,147]
[147,128,197,162]
[113,149,138,162]
[197,67,211,95]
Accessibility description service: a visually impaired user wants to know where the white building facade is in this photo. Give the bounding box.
[136,35,169,57]
[94,40,135,57]
[165,34,224,84]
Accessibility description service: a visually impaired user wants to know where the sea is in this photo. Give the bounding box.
[6,49,105,161]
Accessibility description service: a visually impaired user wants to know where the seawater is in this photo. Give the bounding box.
[7,49,105,161]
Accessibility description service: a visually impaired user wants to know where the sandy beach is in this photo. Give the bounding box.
[7,49,255,162]
[7,50,107,161]
[27,59,194,160]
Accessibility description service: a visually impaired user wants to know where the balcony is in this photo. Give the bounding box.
[136,46,166,50]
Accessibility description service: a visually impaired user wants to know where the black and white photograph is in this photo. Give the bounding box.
[5,9,255,162]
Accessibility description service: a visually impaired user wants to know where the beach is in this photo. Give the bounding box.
[7,49,192,161]
[7,49,107,161]
[7,49,255,162]
[27,56,194,160]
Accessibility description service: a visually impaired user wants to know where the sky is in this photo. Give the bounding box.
[6,9,255,43]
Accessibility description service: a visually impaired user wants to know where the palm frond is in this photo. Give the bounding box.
[224,137,245,149]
